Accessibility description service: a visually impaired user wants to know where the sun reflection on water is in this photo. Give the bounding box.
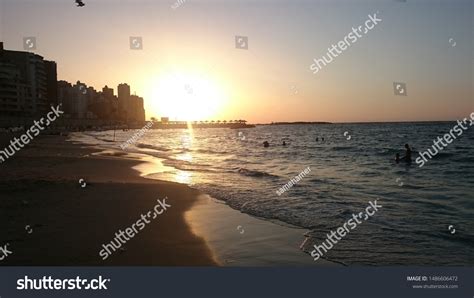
[175,170,192,184]
[174,127,194,183]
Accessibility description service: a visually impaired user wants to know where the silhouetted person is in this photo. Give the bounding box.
[395,153,400,163]
[282,141,287,146]
[316,137,319,142]
[402,144,412,163]
[263,141,269,148]
[322,137,324,142]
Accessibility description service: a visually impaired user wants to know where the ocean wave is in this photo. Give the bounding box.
[124,148,171,160]
[223,157,254,164]
[161,158,216,173]
[81,132,117,144]
[376,148,400,155]
[176,148,230,155]
[74,123,473,266]
[332,146,352,151]
[236,167,279,178]
[136,143,172,152]
[430,152,455,160]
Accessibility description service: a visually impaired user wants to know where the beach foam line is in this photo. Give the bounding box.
[185,194,340,266]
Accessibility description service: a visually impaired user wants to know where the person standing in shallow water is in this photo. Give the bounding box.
[394,145,412,164]
[404,144,412,162]
[402,144,412,163]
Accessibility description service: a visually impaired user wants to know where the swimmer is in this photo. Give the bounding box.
[403,144,412,163]
[397,144,412,163]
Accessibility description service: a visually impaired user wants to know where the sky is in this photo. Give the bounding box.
[1,0,472,123]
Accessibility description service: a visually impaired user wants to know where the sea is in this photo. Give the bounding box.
[75,122,474,266]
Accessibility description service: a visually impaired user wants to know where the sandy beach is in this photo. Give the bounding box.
[0,132,339,267]
[0,133,217,266]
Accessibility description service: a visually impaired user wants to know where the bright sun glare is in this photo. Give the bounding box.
[149,72,226,121]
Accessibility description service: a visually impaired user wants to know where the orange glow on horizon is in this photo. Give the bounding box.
[145,71,228,121]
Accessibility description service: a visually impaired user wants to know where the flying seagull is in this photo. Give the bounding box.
[75,0,85,7]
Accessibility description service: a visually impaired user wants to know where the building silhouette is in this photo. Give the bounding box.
[44,60,58,106]
[58,80,90,119]
[0,42,146,127]
[118,83,145,123]
[58,82,144,123]
[0,42,57,117]
[118,82,130,122]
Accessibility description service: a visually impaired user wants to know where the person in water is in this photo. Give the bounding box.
[404,144,412,162]
[396,144,412,163]
[282,141,287,146]
[263,141,269,148]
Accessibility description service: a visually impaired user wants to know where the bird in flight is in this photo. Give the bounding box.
[75,0,85,7]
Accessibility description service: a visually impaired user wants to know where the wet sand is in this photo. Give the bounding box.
[0,134,217,266]
[186,195,337,266]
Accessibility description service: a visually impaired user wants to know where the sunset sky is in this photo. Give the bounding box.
[1,0,472,123]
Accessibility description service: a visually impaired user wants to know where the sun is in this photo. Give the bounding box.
[148,72,226,121]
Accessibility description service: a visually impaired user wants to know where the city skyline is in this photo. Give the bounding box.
[0,42,146,127]
[1,0,472,123]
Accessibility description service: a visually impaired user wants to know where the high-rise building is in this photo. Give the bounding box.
[102,85,114,98]
[57,80,73,111]
[44,60,57,106]
[94,85,118,120]
[0,60,27,116]
[118,83,130,121]
[118,83,130,98]
[0,42,55,116]
[134,95,145,122]
[116,83,145,123]
[58,80,88,118]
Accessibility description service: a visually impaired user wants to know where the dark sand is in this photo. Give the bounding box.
[0,134,217,266]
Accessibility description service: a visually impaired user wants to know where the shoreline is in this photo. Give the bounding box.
[84,135,338,267]
[0,133,337,266]
[185,194,337,266]
[0,133,217,266]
